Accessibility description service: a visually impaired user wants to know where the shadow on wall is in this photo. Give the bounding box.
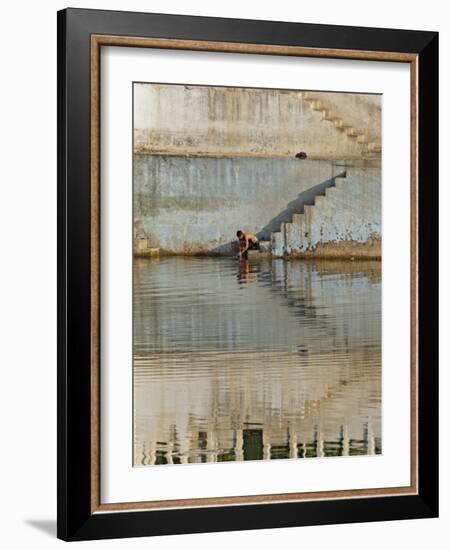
[210,241,240,256]
[256,172,346,241]
[208,172,347,255]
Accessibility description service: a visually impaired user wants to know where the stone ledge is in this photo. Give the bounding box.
[288,237,381,260]
[134,238,160,257]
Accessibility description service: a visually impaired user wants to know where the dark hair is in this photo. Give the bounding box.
[236,230,243,237]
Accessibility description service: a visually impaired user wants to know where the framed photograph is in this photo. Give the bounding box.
[57,8,438,541]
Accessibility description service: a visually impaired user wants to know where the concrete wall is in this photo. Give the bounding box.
[133,83,382,256]
[134,156,344,254]
[134,84,381,160]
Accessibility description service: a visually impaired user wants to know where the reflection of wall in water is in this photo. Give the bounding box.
[134,347,381,465]
[134,258,381,466]
[134,258,381,355]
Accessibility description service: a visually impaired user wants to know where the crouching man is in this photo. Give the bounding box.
[236,230,259,259]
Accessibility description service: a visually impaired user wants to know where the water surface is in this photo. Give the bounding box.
[134,257,381,466]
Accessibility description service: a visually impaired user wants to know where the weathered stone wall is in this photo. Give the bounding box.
[133,83,382,256]
[134,84,381,160]
[135,154,380,256]
[134,156,344,254]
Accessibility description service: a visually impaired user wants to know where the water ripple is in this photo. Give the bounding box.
[134,257,382,465]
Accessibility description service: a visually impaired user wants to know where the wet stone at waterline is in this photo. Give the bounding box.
[133,257,382,466]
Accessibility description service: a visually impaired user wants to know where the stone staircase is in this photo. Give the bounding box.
[269,168,381,258]
[269,173,345,256]
[299,92,382,158]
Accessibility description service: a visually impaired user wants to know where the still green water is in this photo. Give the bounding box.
[133,257,381,466]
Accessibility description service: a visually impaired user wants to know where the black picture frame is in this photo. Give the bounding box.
[57,7,438,542]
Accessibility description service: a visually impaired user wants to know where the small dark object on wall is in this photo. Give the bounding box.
[295,151,308,159]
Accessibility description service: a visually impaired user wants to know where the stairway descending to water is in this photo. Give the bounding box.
[269,173,349,257]
[255,172,347,256]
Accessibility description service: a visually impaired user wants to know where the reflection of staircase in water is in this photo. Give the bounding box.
[256,260,333,335]
[254,259,381,349]
[134,259,382,467]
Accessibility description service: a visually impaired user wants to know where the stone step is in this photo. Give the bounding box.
[321,109,334,121]
[304,204,314,217]
[337,125,352,134]
[269,172,349,256]
[270,231,285,257]
[281,221,293,238]
[301,95,377,159]
[367,142,382,153]
[247,249,269,259]
[258,240,272,253]
[362,151,381,159]
[314,195,326,207]
[134,238,160,257]
[345,127,359,138]
[299,91,314,101]
[310,100,324,111]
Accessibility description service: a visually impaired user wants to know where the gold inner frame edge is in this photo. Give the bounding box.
[89,34,419,514]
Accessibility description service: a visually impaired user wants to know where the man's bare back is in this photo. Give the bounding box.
[236,230,259,259]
